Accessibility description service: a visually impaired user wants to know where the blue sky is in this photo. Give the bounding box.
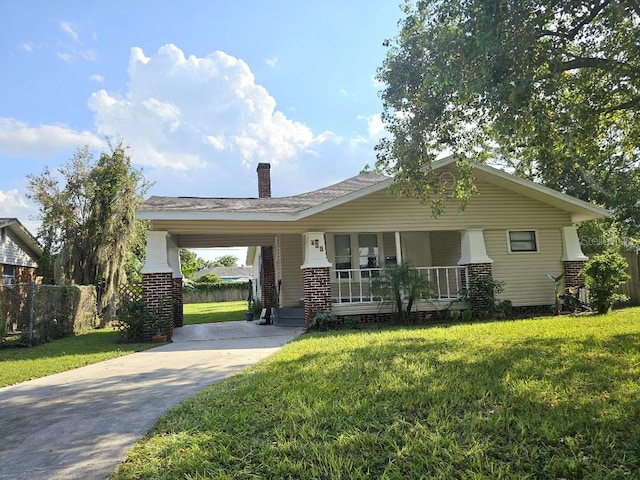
[0,1,402,262]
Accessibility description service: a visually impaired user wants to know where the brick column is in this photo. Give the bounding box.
[563,260,586,289]
[461,263,494,317]
[173,277,183,327]
[142,272,174,341]
[303,267,332,326]
[261,246,276,323]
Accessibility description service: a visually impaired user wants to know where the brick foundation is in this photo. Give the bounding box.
[563,260,586,289]
[142,272,174,341]
[173,277,183,328]
[303,267,332,326]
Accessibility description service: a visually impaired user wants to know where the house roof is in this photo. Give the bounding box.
[137,157,609,223]
[0,218,44,260]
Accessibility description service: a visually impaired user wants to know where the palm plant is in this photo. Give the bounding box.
[371,263,433,325]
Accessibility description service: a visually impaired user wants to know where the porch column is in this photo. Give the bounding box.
[561,226,588,288]
[457,228,494,317]
[301,232,332,327]
[395,232,403,264]
[168,245,183,329]
[141,231,174,341]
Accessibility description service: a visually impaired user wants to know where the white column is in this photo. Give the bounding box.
[301,232,332,269]
[395,231,403,264]
[561,226,588,261]
[457,228,493,265]
[141,230,173,274]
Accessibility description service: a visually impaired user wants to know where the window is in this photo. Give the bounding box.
[2,264,15,286]
[331,233,382,279]
[508,230,538,253]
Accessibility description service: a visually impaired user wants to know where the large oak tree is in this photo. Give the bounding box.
[377,0,640,234]
[27,141,151,320]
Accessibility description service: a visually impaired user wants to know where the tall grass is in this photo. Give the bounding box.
[113,309,640,479]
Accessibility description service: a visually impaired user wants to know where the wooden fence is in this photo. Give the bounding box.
[619,252,640,306]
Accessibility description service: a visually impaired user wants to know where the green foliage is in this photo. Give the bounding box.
[250,298,263,316]
[183,280,249,293]
[582,251,630,314]
[113,310,640,479]
[308,310,337,331]
[377,1,640,231]
[213,254,239,267]
[195,273,222,284]
[116,298,145,343]
[26,140,151,320]
[343,315,360,329]
[371,263,434,325]
[179,249,213,279]
[470,274,513,319]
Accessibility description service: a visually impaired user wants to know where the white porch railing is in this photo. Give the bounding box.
[332,266,469,304]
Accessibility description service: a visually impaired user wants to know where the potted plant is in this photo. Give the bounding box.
[151,317,168,343]
[245,300,254,321]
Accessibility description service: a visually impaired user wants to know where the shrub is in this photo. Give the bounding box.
[469,275,512,319]
[116,298,145,343]
[308,311,336,331]
[195,273,222,284]
[582,251,630,314]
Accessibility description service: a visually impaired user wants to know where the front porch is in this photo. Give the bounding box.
[331,266,469,316]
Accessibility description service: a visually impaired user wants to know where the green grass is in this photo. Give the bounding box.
[183,300,247,325]
[113,309,640,479]
[0,328,154,387]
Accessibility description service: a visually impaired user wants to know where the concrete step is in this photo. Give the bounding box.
[273,307,305,327]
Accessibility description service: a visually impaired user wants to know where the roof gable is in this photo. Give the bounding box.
[0,218,43,262]
[137,159,608,223]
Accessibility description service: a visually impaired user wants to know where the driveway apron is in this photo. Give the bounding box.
[0,322,303,480]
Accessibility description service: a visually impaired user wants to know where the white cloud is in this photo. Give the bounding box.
[0,118,103,158]
[86,44,379,197]
[0,190,40,234]
[82,49,98,62]
[57,52,73,63]
[60,21,79,42]
[90,74,105,83]
[22,43,33,52]
[264,56,278,67]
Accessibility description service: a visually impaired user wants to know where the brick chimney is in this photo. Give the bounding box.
[257,163,271,198]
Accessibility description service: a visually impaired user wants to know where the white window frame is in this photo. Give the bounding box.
[506,230,539,254]
[327,233,385,282]
[2,264,16,286]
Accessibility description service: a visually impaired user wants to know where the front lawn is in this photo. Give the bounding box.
[113,309,640,479]
[0,328,153,387]
[183,300,247,325]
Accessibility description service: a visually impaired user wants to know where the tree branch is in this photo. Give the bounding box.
[540,0,612,41]
[599,96,640,114]
[552,57,639,75]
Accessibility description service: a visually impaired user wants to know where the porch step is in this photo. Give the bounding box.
[274,307,305,327]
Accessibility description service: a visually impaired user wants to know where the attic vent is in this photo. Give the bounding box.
[438,171,456,194]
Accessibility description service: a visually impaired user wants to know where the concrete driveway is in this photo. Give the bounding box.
[0,321,303,480]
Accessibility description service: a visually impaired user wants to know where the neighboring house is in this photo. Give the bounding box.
[195,266,253,283]
[0,218,43,286]
[136,158,608,334]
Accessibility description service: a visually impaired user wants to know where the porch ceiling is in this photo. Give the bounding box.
[170,233,276,249]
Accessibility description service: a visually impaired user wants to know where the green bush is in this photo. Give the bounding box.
[582,251,630,314]
[195,273,222,284]
[308,311,337,331]
[469,274,512,319]
[116,298,145,343]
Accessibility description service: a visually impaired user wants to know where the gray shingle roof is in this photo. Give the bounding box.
[138,172,389,214]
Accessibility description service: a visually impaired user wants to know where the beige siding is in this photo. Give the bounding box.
[486,229,562,306]
[431,231,461,266]
[151,177,573,239]
[278,234,304,307]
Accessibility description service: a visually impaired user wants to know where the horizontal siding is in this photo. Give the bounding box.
[0,231,38,268]
[151,177,572,242]
[486,229,562,306]
[279,234,304,307]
